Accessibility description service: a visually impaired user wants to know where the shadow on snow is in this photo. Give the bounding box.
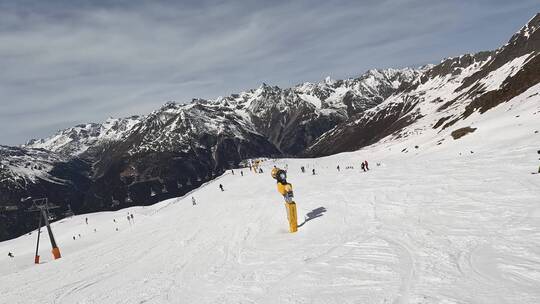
[298,207,327,228]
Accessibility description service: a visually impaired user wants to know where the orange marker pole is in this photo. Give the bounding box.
[41,209,61,260]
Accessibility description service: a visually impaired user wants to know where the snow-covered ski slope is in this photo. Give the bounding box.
[1,87,539,303]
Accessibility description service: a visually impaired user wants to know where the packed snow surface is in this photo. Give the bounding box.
[1,92,540,303]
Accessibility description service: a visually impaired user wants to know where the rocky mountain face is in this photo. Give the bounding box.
[306,13,540,156]
[206,68,421,155]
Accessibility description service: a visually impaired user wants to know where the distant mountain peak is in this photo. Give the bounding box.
[519,12,540,39]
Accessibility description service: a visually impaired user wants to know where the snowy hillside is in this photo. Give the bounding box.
[307,13,540,156]
[1,85,539,303]
[0,146,67,187]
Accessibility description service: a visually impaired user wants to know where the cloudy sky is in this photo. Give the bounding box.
[1,0,538,145]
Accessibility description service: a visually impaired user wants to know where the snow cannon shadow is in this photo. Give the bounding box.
[298,207,327,228]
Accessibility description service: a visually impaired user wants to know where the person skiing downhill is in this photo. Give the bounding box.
[364,160,369,171]
[361,162,366,172]
[219,184,224,192]
[192,197,197,206]
[337,165,340,172]
[537,150,540,173]
[8,252,14,258]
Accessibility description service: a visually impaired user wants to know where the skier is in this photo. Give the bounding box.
[73,236,76,240]
[231,170,235,175]
[8,252,14,258]
[219,184,224,192]
[192,196,197,206]
[301,166,305,173]
[130,214,134,224]
[85,217,88,225]
[240,171,243,176]
[364,160,369,171]
[337,165,340,172]
[127,215,131,225]
[361,162,366,172]
[312,169,316,175]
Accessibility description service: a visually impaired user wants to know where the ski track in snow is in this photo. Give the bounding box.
[1,93,540,303]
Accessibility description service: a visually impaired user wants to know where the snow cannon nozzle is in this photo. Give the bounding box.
[271,167,287,184]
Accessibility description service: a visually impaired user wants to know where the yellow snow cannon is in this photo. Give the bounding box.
[271,167,297,233]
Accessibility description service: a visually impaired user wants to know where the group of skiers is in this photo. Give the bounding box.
[337,161,371,172]
[299,161,372,175]
[361,160,369,172]
[76,213,136,240]
[127,213,135,225]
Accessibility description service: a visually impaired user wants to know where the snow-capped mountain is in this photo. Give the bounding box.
[25,116,141,156]
[207,68,421,155]
[306,13,540,156]
[24,67,420,157]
